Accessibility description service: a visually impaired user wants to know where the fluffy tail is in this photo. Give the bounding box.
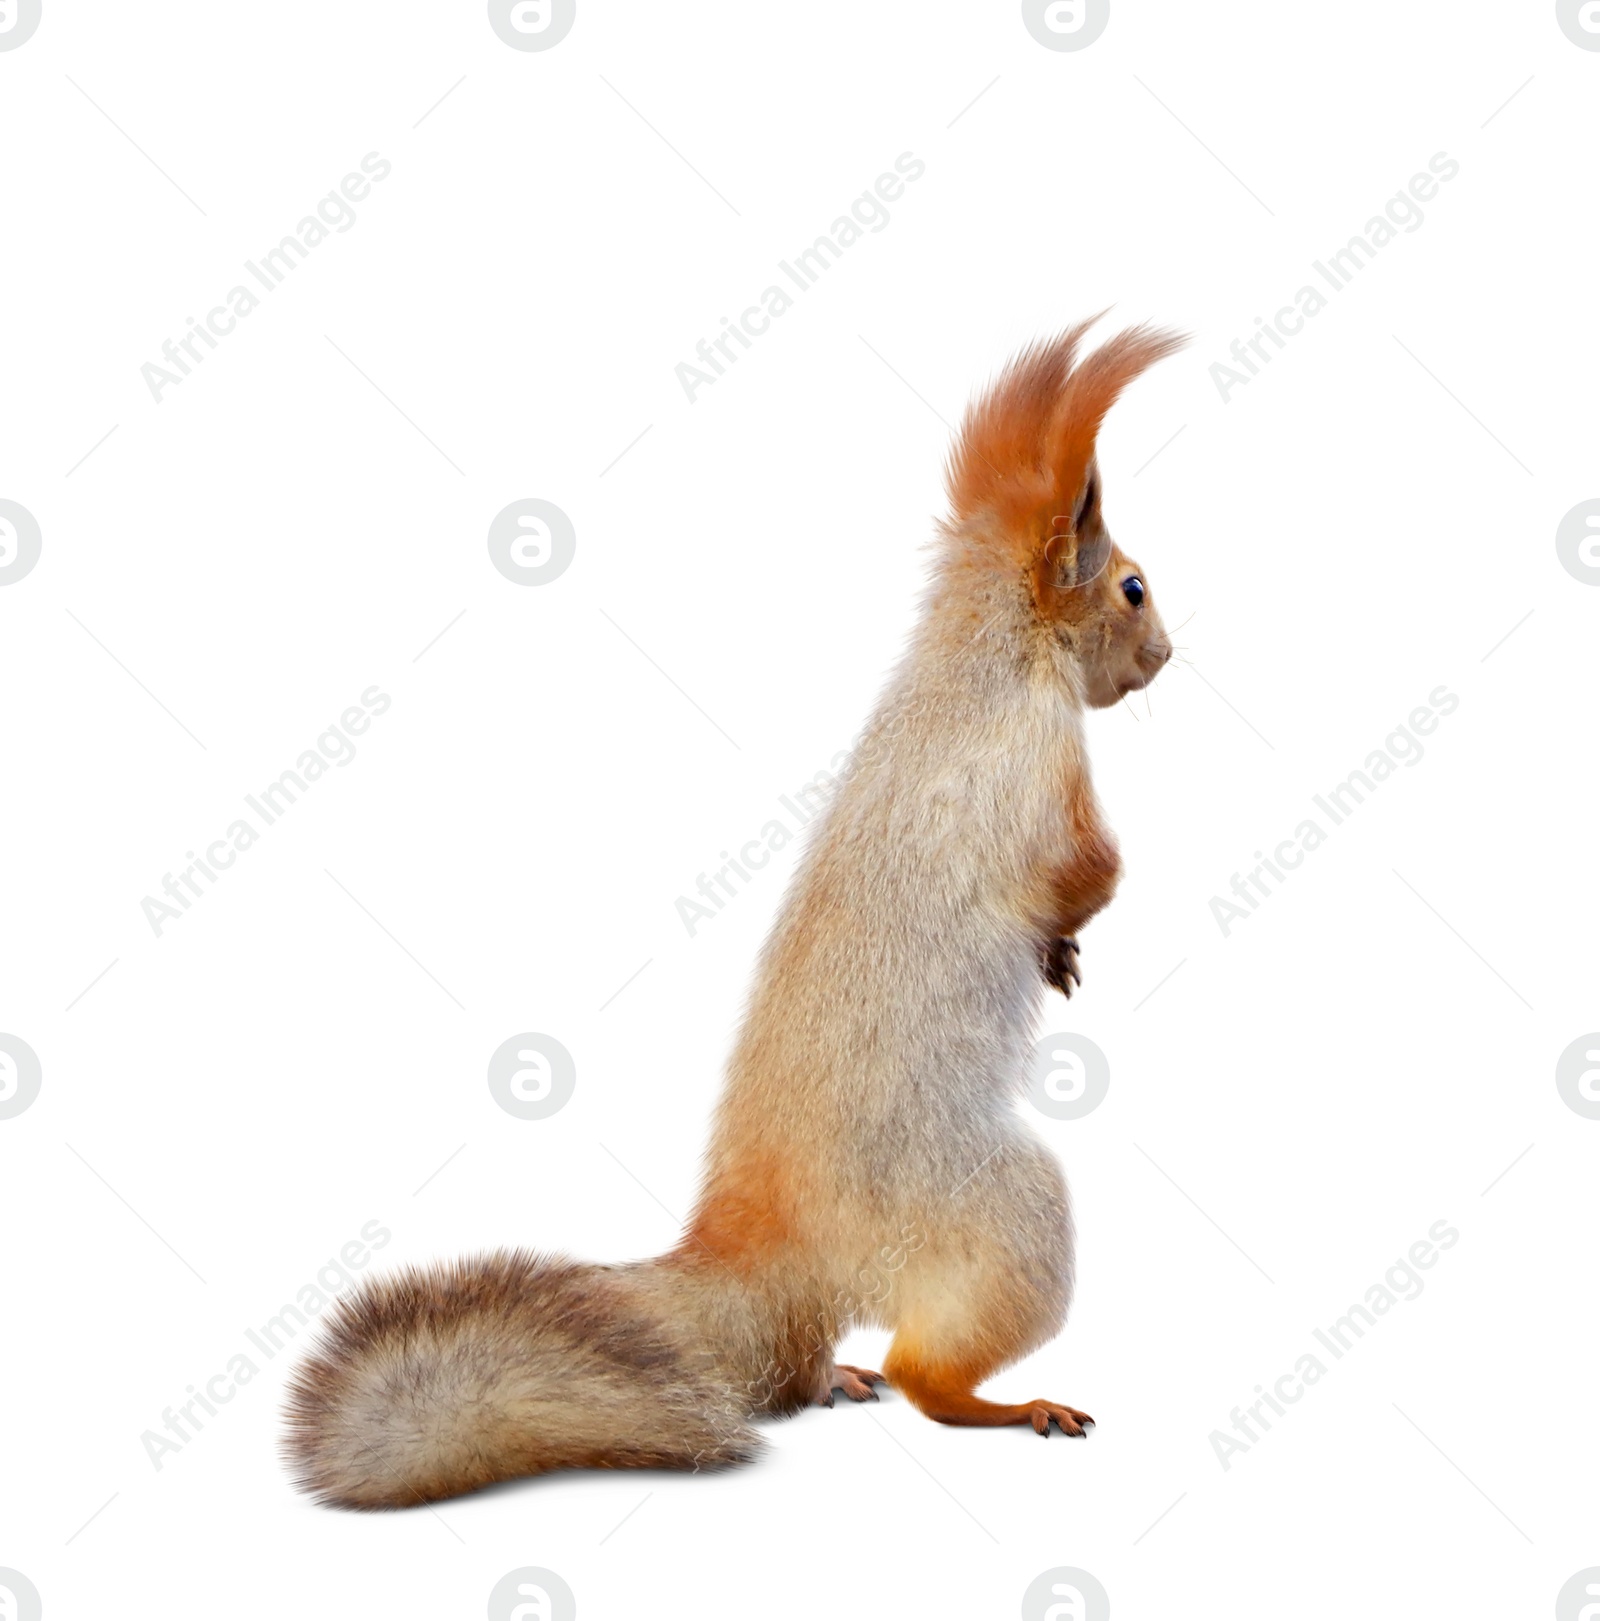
[283,1249,759,1508]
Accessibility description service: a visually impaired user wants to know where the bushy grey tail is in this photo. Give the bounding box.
[282,1248,759,1508]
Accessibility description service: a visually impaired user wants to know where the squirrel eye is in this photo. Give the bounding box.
[1121,575,1145,608]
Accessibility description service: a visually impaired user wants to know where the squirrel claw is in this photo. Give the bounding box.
[1029,1402,1095,1437]
[1044,936,1083,998]
[828,1364,886,1402]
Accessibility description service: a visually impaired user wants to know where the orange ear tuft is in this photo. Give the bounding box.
[944,316,1101,541]
[1041,323,1186,530]
[944,321,1186,569]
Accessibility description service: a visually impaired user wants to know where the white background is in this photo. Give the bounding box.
[2,3,1597,1618]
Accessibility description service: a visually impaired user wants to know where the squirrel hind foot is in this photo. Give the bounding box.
[884,1351,1094,1437]
[831,1364,886,1402]
[813,1363,886,1405]
[1028,1401,1095,1437]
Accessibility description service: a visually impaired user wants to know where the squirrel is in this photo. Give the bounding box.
[284,318,1183,1507]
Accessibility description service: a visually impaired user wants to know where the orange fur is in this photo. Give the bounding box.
[680,1154,796,1271]
[882,1343,1093,1436]
[947,320,1185,577]
[1049,776,1123,938]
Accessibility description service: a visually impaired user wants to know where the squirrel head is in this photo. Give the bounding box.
[1034,460,1171,708]
[944,320,1185,709]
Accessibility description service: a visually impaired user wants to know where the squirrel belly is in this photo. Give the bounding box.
[283,320,1179,1503]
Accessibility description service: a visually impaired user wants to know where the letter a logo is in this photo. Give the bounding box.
[510,1585,551,1621]
[1045,1585,1086,1621]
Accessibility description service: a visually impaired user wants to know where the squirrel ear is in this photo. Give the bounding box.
[1040,521,1112,595]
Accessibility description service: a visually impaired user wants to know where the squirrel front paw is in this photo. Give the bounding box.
[1044,935,1082,997]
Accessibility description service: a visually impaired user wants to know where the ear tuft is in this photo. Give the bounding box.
[943,314,1104,536]
[1040,323,1187,529]
[942,320,1186,572]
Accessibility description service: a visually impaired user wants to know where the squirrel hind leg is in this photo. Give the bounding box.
[881,1344,1094,1437]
